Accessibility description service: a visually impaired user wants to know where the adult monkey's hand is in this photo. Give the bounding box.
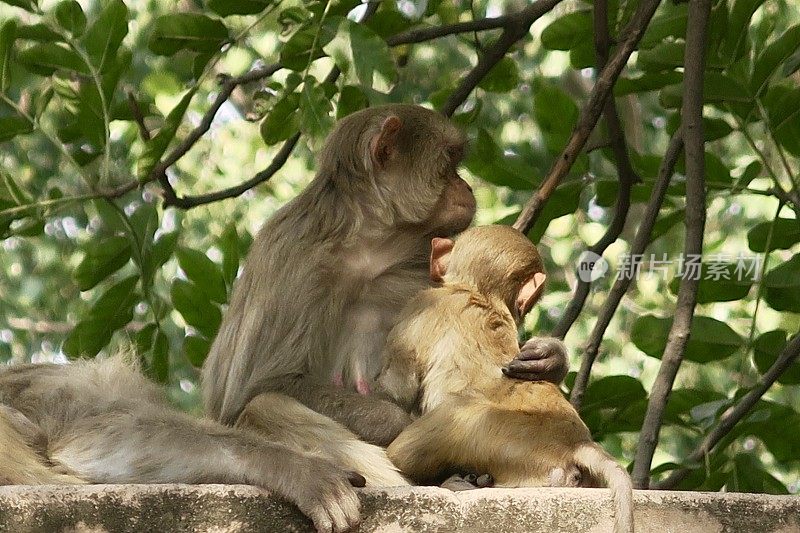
[503,337,568,384]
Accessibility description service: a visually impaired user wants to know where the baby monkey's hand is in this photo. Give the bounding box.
[503,337,568,384]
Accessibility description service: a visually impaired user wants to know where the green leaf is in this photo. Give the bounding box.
[736,160,762,188]
[128,202,159,288]
[668,262,753,303]
[81,0,128,72]
[614,72,683,95]
[637,41,684,72]
[540,10,592,51]
[752,330,800,385]
[721,0,766,62]
[527,181,583,244]
[347,21,396,90]
[54,0,86,37]
[63,275,139,358]
[763,253,800,312]
[675,151,732,186]
[148,13,229,56]
[150,329,169,383]
[667,114,733,142]
[17,42,87,75]
[465,129,533,190]
[764,85,800,156]
[650,209,685,243]
[299,78,332,139]
[748,218,800,252]
[0,0,37,12]
[170,279,222,338]
[218,222,240,289]
[569,40,595,70]
[260,92,300,145]
[659,72,751,108]
[137,86,198,181]
[478,57,519,93]
[15,23,62,42]
[152,230,179,270]
[664,388,727,426]
[631,315,743,363]
[281,22,338,71]
[640,5,688,48]
[0,170,31,205]
[183,334,211,367]
[176,247,227,304]
[0,115,33,143]
[581,375,647,411]
[732,454,789,494]
[0,19,16,92]
[336,84,368,119]
[74,235,132,291]
[208,0,273,17]
[751,24,800,97]
[533,83,578,152]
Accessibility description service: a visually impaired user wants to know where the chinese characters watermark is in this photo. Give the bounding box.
[577,253,763,282]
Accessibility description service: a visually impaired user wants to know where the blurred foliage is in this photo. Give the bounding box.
[0,0,799,493]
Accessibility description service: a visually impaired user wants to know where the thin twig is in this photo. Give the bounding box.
[550,0,640,339]
[164,3,381,209]
[152,63,282,191]
[168,133,301,208]
[513,0,663,234]
[569,130,684,410]
[126,91,151,141]
[386,14,512,46]
[440,0,565,117]
[630,0,712,489]
[654,332,800,490]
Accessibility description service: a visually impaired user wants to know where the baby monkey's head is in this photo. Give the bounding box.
[429,225,547,323]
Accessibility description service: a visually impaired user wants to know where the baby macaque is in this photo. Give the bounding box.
[378,225,633,533]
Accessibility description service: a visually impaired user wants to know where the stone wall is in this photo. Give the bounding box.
[0,485,797,532]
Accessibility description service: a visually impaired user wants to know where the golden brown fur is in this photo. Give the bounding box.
[379,225,634,533]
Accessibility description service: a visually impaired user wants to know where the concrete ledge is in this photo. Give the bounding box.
[0,485,797,532]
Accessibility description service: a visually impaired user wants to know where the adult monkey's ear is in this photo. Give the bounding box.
[517,272,546,316]
[430,237,454,283]
[370,116,402,168]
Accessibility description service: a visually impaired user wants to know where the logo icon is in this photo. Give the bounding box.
[577,251,609,282]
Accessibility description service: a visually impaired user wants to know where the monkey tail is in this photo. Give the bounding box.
[573,443,634,533]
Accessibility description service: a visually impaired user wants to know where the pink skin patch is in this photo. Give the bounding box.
[356,379,371,395]
[332,373,344,387]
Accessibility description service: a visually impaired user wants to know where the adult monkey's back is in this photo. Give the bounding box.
[203,104,567,485]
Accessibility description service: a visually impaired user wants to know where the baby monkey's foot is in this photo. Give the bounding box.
[440,472,494,491]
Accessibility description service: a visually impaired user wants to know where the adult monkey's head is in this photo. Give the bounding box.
[316,104,476,237]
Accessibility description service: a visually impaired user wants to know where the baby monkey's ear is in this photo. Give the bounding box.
[430,237,454,282]
[516,272,546,316]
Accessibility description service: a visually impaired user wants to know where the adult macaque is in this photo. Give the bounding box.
[203,104,568,485]
[380,225,634,533]
[0,356,363,533]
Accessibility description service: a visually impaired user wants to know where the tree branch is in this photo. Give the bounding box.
[593,0,641,188]
[569,130,684,410]
[513,0,663,234]
[153,62,283,206]
[550,0,641,339]
[440,0,564,117]
[630,0,712,489]
[654,332,800,490]
[386,15,512,46]
[167,133,301,208]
